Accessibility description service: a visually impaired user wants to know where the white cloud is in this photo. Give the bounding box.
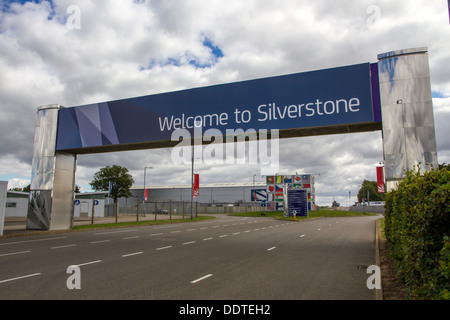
[0,0,449,207]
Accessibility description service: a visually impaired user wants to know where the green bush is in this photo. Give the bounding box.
[384,165,449,299]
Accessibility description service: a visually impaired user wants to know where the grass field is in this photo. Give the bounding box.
[229,209,377,220]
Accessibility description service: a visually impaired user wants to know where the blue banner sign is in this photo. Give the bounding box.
[56,63,381,153]
[287,189,308,217]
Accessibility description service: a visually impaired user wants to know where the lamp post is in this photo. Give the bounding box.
[143,166,153,217]
[253,173,256,210]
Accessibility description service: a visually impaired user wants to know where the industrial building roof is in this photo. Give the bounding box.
[131,181,267,190]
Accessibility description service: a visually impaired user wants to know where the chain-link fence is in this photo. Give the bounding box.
[105,201,265,218]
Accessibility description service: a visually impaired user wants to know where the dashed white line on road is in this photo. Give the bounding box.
[156,246,172,251]
[190,274,213,284]
[91,240,110,244]
[203,238,213,241]
[123,236,139,240]
[300,234,306,238]
[267,247,276,251]
[122,252,143,257]
[95,229,138,235]
[0,273,41,284]
[183,241,196,245]
[0,236,67,246]
[76,260,102,267]
[51,244,76,250]
[0,250,30,257]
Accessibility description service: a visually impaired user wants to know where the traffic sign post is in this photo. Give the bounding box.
[287,189,308,218]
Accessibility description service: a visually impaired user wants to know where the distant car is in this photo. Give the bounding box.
[153,209,169,214]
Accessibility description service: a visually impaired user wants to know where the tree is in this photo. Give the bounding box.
[332,200,340,208]
[89,165,134,203]
[357,180,386,203]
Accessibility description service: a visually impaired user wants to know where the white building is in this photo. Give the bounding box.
[5,191,29,218]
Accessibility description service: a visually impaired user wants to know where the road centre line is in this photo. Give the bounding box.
[91,240,110,244]
[122,252,143,257]
[0,273,42,284]
[156,246,172,251]
[0,250,31,257]
[76,260,102,267]
[0,236,68,246]
[51,244,76,250]
[190,274,213,284]
[123,236,139,240]
[267,247,276,251]
[95,229,138,235]
[183,241,196,245]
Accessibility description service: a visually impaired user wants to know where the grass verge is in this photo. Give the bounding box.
[229,209,377,220]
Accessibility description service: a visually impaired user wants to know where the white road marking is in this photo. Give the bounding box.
[95,229,137,235]
[183,241,196,245]
[156,246,172,251]
[267,247,276,251]
[191,274,213,284]
[0,236,67,246]
[0,273,41,284]
[51,244,76,250]
[123,236,139,240]
[76,260,102,267]
[122,252,143,257]
[90,240,110,244]
[0,250,31,257]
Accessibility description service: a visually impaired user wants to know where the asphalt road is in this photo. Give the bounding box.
[0,214,380,300]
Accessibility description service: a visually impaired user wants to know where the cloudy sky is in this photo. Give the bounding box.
[0,0,449,206]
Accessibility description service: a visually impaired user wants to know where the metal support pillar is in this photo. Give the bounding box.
[378,47,438,191]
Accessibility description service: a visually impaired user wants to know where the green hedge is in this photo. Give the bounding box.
[384,165,449,299]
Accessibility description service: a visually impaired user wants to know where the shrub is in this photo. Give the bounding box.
[384,165,449,299]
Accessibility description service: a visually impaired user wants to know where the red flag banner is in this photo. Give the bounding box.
[193,174,200,197]
[144,189,148,201]
[376,166,385,193]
